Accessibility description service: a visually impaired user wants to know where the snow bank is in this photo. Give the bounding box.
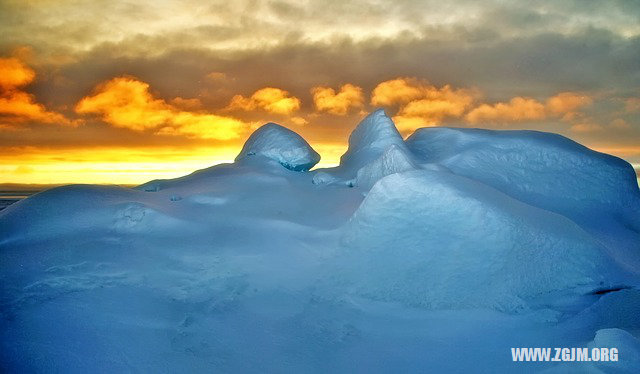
[0,184,190,245]
[235,123,320,171]
[406,126,640,274]
[405,127,640,216]
[339,170,618,311]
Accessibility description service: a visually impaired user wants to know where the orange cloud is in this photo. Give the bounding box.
[546,92,592,114]
[170,97,203,111]
[371,78,479,132]
[290,116,308,126]
[227,87,300,115]
[610,118,630,129]
[312,84,364,115]
[370,78,427,106]
[0,57,76,126]
[570,123,603,133]
[0,57,35,90]
[625,97,640,113]
[465,97,547,124]
[76,76,246,140]
[546,92,592,121]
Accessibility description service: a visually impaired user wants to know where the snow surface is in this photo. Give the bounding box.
[1,110,639,372]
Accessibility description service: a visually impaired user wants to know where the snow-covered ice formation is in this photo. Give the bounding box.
[1,110,639,372]
[235,122,320,171]
[354,144,417,190]
[339,170,619,311]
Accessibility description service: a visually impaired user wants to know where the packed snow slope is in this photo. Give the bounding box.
[1,109,640,373]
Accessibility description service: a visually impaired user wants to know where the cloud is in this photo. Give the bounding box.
[610,118,630,129]
[466,97,547,124]
[546,92,593,114]
[75,76,246,140]
[465,91,595,126]
[546,92,593,121]
[371,78,479,132]
[311,84,364,115]
[170,97,203,111]
[290,116,308,126]
[0,57,76,126]
[570,123,603,133]
[0,57,35,90]
[227,87,300,115]
[625,97,640,113]
[371,78,428,106]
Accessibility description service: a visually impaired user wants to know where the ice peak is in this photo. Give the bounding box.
[339,109,408,169]
[235,122,320,171]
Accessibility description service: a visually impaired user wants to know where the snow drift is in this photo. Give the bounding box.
[1,110,639,372]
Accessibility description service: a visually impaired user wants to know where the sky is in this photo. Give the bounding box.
[1,0,639,185]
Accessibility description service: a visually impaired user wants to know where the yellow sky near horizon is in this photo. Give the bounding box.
[0,143,348,185]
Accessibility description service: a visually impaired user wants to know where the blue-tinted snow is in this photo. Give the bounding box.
[1,111,639,372]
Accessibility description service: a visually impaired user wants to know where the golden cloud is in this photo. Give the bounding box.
[0,57,76,126]
[371,78,479,132]
[312,84,364,115]
[370,78,427,106]
[570,123,603,133]
[546,92,592,115]
[0,57,35,90]
[227,87,300,115]
[625,97,640,113]
[465,97,547,124]
[75,76,246,140]
[466,92,594,125]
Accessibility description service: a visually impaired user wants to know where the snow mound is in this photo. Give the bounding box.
[355,144,417,190]
[405,126,640,274]
[0,185,136,244]
[339,170,617,311]
[235,123,320,171]
[339,109,408,171]
[405,127,640,215]
[0,184,190,245]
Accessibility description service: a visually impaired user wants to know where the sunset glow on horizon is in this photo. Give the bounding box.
[1,1,639,185]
